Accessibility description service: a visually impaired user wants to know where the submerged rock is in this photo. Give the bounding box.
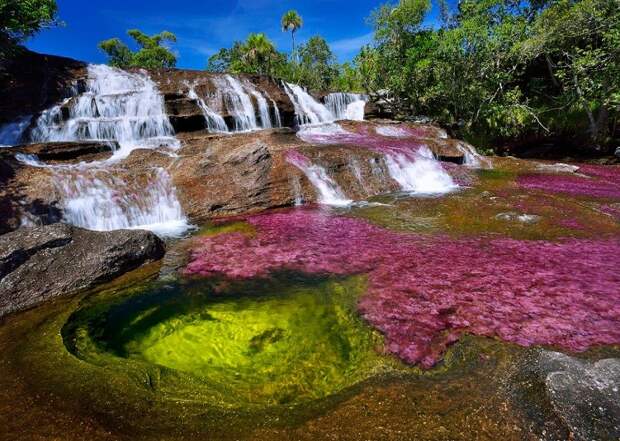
[0,223,165,317]
[536,351,620,441]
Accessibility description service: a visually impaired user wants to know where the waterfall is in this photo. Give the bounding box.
[284,83,334,125]
[187,84,229,133]
[243,81,274,129]
[324,93,367,121]
[29,64,179,160]
[384,147,457,194]
[287,151,352,206]
[56,166,190,238]
[271,99,282,128]
[212,75,258,132]
[10,65,190,238]
[456,142,492,168]
[0,115,32,146]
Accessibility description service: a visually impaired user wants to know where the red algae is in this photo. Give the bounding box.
[185,209,620,368]
[518,165,620,199]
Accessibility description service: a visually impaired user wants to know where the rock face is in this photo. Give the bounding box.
[0,224,165,317]
[0,50,86,125]
[10,141,116,162]
[536,351,620,441]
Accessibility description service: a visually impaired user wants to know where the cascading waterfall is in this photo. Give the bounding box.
[243,81,274,129]
[30,64,179,160]
[211,75,258,132]
[287,151,352,206]
[271,99,282,128]
[324,93,367,121]
[384,147,457,194]
[187,84,228,133]
[12,64,190,237]
[284,83,334,125]
[56,167,190,237]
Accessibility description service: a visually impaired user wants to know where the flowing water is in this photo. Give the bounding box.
[187,84,229,133]
[31,64,179,160]
[11,65,190,237]
[324,93,367,121]
[284,82,335,125]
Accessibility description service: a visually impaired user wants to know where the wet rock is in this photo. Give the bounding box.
[495,212,542,224]
[615,147,620,159]
[0,50,86,125]
[536,351,620,441]
[0,223,165,317]
[9,141,116,162]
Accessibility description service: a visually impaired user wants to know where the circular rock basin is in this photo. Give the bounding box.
[63,275,397,407]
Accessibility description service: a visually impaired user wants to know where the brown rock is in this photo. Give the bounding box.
[0,223,165,317]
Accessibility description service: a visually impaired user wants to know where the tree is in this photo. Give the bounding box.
[281,10,303,61]
[521,0,620,147]
[98,29,177,69]
[241,33,278,76]
[0,0,58,55]
[297,36,338,91]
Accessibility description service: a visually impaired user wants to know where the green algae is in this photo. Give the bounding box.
[62,274,400,408]
[351,166,620,240]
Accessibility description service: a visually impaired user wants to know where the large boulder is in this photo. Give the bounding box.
[0,224,165,317]
[534,350,620,441]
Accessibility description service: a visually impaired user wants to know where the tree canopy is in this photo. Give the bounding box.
[0,0,58,55]
[99,29,177,69]
[357,0,620,151]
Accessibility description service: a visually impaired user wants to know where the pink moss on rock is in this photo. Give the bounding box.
[184,209,620,368]
[518,165,620,199]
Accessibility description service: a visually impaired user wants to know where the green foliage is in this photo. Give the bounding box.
[358,0,620,151]
[98,29,177,69]
[0,0,58,55]
[295,36,339,91]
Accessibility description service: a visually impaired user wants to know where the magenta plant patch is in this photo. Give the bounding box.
[518,165,620,199]
[185,209,620,368]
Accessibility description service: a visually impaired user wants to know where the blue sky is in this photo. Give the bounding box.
[27,0,448,69]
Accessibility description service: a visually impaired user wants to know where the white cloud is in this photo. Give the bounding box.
[329,32,373,59]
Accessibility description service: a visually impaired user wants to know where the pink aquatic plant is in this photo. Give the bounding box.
[518,165,620,199]
[185,209,620,368]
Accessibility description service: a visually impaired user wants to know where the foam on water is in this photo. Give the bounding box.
[385,147,457,194]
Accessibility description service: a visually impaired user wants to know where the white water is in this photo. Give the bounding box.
[12,65,190,237]
[324,93,367,121]
[456,142,492,168]
[287,153,352,206]
[271,99,282,128]
[30,65,179,160]
[210,75,257,132]
[187,84,228,133]
[376,125,410,138]
[57,167,190,237]
[0,115,32,146]
[243,81,274,129]
[385,147,457,194]
[284,83,334,125]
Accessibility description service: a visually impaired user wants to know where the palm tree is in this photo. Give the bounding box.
[243,33,276,75]
[281,10,303,62]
